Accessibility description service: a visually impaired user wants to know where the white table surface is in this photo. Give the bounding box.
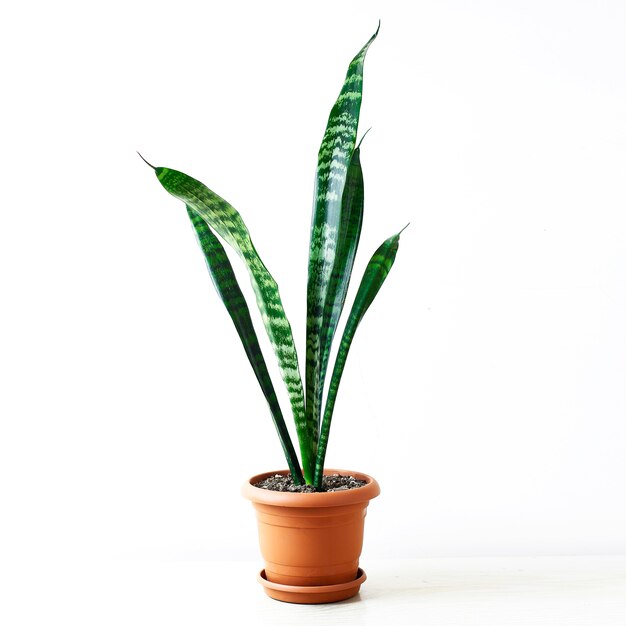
[3,557,625,625]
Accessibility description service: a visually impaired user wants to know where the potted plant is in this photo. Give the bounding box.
[140,24,406,603]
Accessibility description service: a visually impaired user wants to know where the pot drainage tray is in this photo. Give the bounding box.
[258,568,366,604]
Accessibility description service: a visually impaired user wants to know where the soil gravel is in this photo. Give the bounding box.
[253,473,366,493]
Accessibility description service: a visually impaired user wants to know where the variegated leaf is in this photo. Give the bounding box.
[151,165,312,481]
[318,142,365,408]
[306,25,379,469]
[314,225,407,487]
[187,207,303,484]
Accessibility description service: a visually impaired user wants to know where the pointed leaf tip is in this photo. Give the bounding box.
[356,127,372,150]
[398,222,410,236]
[364,21,380,50]
[137,152,156,170]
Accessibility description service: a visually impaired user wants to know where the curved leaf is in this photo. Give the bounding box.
[187,207,303,484]
[313,226,407,487]
[306,26,379,465]
[152,166,312,481]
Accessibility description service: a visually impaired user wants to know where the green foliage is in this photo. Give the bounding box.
[314,226,408,488]
[142,25,405,486]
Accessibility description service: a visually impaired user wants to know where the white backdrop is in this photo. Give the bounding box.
[1,0,625,563]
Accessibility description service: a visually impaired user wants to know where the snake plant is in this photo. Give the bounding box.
[141,25,405,488]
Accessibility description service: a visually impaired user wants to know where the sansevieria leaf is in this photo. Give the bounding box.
[148,164,312,482]
[317,140,365,408]
[306,25,379,469]
[187,207,303,484]
[313,225,408,487]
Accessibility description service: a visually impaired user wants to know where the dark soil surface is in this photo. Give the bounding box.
[253,473,366,493]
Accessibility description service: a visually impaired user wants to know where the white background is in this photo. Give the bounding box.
[1,0,625,565]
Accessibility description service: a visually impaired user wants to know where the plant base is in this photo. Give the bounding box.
[257,567,366,604]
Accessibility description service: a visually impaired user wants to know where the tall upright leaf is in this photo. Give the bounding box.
[314,226,407,487]
[150,165,313,481]
[187,207,303,484]
[306,25,379,464]
[317,142,365,408]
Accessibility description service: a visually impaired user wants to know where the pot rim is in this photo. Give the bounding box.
[241,468,380,507]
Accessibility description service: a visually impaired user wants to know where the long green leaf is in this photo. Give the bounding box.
[313,226,407,488]
[306,26,379,471]
[318,142,365,409]
[187,207,303,484]
[151,166,312,481]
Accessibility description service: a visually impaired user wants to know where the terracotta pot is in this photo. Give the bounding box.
[242,468,380,603]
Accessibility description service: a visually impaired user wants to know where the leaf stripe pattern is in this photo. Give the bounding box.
[306,25,379,478]
[317,144,365,408]
[187,207,304,484]
[313,227,407,488]
[152,166,311,480]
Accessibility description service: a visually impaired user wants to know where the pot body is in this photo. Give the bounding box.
[242,469,380,587]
